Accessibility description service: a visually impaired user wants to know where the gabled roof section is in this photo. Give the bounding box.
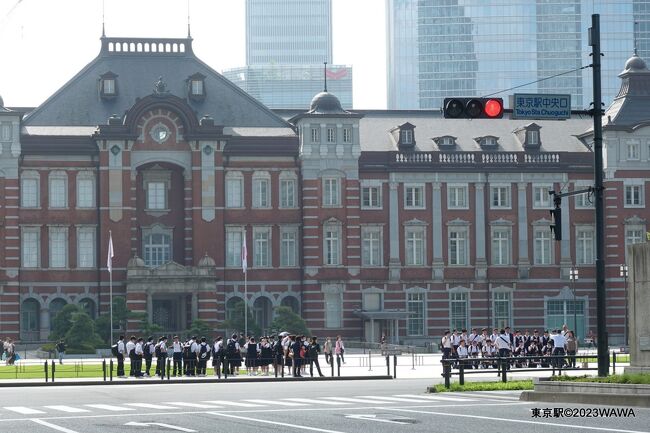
[24,36,291,128]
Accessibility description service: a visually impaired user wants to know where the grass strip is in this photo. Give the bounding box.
[430,380,534,393]
[0,364,105,380]
[550,373,650,385]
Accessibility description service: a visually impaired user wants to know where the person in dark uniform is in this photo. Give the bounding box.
[196,337,211,376]
[157,336,168,377]
[143,336,154,377]
[226,333,241,375]
[291,336,303,377]
[308,336,324,377]
[212,336,224,378]
[171,336,183,377]
[271,335,284,376]
[126,336,137,377]
[245,337,259,376]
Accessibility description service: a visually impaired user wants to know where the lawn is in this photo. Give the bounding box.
[0,363,105,380]
[430,380,534,393]
[550,373,650,385]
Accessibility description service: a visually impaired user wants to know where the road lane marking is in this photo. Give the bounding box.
[165,402,223,409]
[356,396,424,403]
[458,393,519,400]
[125,421,196,432]
[31,419,80,433]
[43,406,91,413]
[4,407,46,415]
[202,400,263,407]
[389,407,650,433]
[85,404,135,411]
[321,397,389,404]
[282,398,350,405]
[208,412,349,433]
[125,403,178,410]
[243,399,309,406]
[345,414,411,425]
[394,394,475,402]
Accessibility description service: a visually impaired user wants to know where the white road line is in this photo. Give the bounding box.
[165,402,222,409]
[242,399,309,407]
[43,406,91,413]
[357,396,427,403]
[394,394,476,402]
[4,407,46,415]
[282,398,350,406]
[459,393,520,400]
[389,407,650,433]
[125,403,178,410]
[321,397,389,404]
[208,412,349,433]
[84,404,135,412]
[202,400,263,408]
[31,419,80,433]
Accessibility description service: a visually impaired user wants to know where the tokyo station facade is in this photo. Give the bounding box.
[1,35,649,346]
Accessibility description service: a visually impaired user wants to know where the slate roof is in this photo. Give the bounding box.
[603,53,650,129]
[23,37,291,129]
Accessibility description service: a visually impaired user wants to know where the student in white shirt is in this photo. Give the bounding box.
[134,338,144,378]
[456,340,469,369]
[172,336,183,377]
[126,336,137,377]
[213,336,224,378]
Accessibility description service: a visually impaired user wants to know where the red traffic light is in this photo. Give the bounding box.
[443,98,504,119]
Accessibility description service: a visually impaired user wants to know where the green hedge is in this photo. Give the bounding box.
[430,380,534,393]
[550,373,650,385]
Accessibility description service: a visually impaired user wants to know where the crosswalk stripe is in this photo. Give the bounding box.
[459,393,519,400]
[202,400,263,408]
[125,403,178,410]
[321,397,390,404]
[394,394,475,402]
[282,398,349,406]
[242,399,308,407]
[44,405,91,413]
[356,396,421,403]
[85,404,135,411]
[165,402,223,409]
[4,406,46,415]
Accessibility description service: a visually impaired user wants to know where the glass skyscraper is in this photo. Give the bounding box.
[224,0,353,109]
[387,0,650,110]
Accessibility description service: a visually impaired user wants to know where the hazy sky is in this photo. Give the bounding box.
[0,0,387,109]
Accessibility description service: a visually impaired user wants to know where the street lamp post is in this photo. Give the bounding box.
[570,267,579,339]
[620,264,629,347]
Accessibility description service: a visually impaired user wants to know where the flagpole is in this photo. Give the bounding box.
[243,228,248,339]
[108,230,114,345]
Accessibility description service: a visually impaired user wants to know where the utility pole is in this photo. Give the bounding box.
[590,14,608,377]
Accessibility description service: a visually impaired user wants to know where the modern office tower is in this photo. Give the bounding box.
[224,0,353,109]
[387,0,650,110]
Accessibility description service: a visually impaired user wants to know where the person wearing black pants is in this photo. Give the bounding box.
[116,336,126,378]
[143,336,154,377]
[171,336,183,377]
[308,337,325,377]
[126,336,137,377]
[291,337,302,377]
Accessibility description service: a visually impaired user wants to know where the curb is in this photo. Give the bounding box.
[0,375,393,388]
[519,390,650,408]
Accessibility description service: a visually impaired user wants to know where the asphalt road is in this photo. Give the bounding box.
[0,379,647,433]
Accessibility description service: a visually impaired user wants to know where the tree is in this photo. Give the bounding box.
[220,299,261,337]
[49,304,82,341]
[65,311,103,353]
[94,297,138,344]
[270,306,310,336]
[188,319,213,339]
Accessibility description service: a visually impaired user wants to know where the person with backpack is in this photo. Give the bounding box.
[133,338,144,378]
[212,336,224,378]
[114,335,126,378]
[126,336,137,377]
[226,333,241,376]
[143,336,154,377]
[155,336,168,377]
[196,337,211,377]
[183,337,197,377]
[171,336,183,377]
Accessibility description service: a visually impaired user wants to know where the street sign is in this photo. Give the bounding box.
[512,93,571,120]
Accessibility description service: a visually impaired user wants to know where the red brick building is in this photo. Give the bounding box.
[1,36,647,346]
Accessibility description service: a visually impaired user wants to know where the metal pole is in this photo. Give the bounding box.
[590,13,608,377]
[624,271,628,347]
[243,229,248,339]
[572,268,578,339]
[109,230,113,345]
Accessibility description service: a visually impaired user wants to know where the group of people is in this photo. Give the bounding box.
[112,333,347,379]
[441,324,580,369]
[2,338,16,365]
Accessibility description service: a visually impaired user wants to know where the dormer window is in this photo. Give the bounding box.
[527,130,539,145]
[401,129,413,145]
[99,72,118,99]
[187,73,206,102]
[515,123,542,150]
[475,135,499,149]
[433,136,457,149]
[393,122,416,150]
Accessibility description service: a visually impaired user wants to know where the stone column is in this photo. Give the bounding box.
[147,292,153,324]
[475,182,487,279]
[626,242,650,373]
[39,307,50,341]
[431,182,444,280]
[517,182,530,278]
[388,181,401,281]
[191,292,198,322]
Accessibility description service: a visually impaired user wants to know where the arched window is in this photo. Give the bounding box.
[21,299,40,339]
[281,296,300,314]
[143,224,172,267]
[49,298,68,331]
[253,297,273,332]
[79,298,96,319]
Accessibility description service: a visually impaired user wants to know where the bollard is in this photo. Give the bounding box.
[612,351,616,375]
[393,355,397,379]
[44,361,49,383]
[459,361,465,385]
[102,359,106,382]
[224,356,229,379]
[110,359,113,382]
[331,355,334,377]
[501,358,507,383]
[280,356,284,378]
[443,361,451,389]
[386,355,390,376]
[368,350,372,372]
[167,358,171,380]
[412,350,415,370]
[51,360,55,383]
[337,355,341,377]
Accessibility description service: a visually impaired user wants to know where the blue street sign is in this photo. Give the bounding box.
[512,93,571,120]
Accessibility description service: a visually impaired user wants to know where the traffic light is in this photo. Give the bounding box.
[550,195,562,241]
[443,98,504,119]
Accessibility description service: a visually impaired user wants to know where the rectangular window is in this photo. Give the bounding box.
[310,127,320,143]
[407,293,425,336]
[491,185,510,208]
[405,227,425,266]
[405,185,424,208]
[103,79,115,95]
[49,177,67,208]
[493,292,511,329]
[77,228,95,268]
[361,186,381,209]
[21,230,39,268]
[491,228,511,265]
[143,233,171,267]
[363,293,382,312]
[324,293,342,328]
[324,226,340,266]
[280,228,297,267]
[534,229,552,265]
[449,229,467,266]
[343,127,352,143]
[21,178,39,208]
[327,127,336,143]
[1,122,12,141]
[226,177,243,208]
[626,229,644,248]
[252,178,270,208]
[447,184,468,209]
[253,228,270,267]
[627,142,640,160]
[533,185,551,208]
[225,229,243,267]
[362,227,382,266]
[450,292,468,331]
[146,182,166,210]
[527,130,539,145]
[77,178,94,208]
[49,228,67,268]
[625,185,643,206]
[575,190,593,208]
[280,178,296,208]
[191,79,203,95]
[576,228,595,265]
[323,178,340,206]
[401,129,413,144]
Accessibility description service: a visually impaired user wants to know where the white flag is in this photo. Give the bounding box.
[241,232,247,274]
[107,231,114,274]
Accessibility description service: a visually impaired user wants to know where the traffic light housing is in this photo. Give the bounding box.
[550,195,562,241]
[443,98,504,119]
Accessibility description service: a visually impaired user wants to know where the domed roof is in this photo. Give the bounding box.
[0,94,4,108]
[198,253,216,267]
[309,91,347,115]
[127,255,145,268]
[624,53,648,72]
